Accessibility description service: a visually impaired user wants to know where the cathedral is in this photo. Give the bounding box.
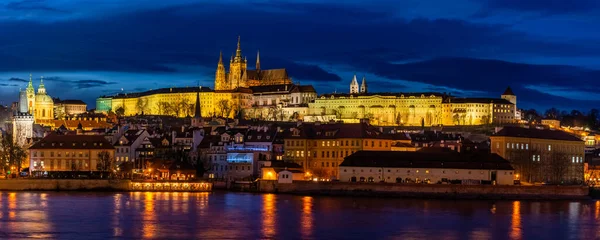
[214,37,292,90]
[17,75,54,123]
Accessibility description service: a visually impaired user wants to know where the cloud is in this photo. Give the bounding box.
[0,83,18,87]
[5,0,70,13]
[481,0,600,15]
[74,79,117,89]
[8,77,27,82]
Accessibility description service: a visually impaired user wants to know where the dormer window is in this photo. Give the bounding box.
[83,143,86,146]
[248,136,252,140]
[258,136,262,140]
[266,136,270,140]
[60,143,63,146]
[41,143,45,147]
[72,143,75,146]
[52,143,55,147]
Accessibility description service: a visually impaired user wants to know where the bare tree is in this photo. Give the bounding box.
[136,98,149,115]
[97,151,114,178]
[0,133,27,176]
[217,100,232,118]
[544,152,571,184]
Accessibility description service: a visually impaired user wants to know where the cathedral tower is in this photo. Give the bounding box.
[256,50,261,71]
[228,36,247,89]
[360,76,368,94]
[350,74,359,94]
[215,51,227,90]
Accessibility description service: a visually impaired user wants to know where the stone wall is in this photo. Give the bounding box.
[0,179,131,191]
[261,181,589,200]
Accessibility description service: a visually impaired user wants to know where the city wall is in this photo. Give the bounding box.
[0,179,213,192]
[258,181,590,200]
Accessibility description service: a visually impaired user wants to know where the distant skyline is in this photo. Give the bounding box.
[2,0,600,111]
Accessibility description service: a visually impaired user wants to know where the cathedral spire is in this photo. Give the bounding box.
[350,74,359,94]
[38,76,46,94]
[194,86,202,119]
[235,35,242,59]
[26,73,34,93]
[256,50,261,71]
[218,51,223,65]
[360,75,368,94]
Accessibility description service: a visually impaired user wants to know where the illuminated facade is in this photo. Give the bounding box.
[215,37,292,91]
[283,122,402,179]
[18,75,55,124]
[304,78,517,126]
[490,126,585,183]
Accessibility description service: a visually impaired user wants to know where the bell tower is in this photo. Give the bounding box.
[215,51,227,90]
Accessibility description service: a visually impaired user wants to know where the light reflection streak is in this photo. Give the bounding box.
[142,192,157,239]
[510,201,521,240]
[301,196,313,239]
[262,194,276,238]
[113,194,123,237]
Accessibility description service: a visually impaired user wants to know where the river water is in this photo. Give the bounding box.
[0,191,598,239]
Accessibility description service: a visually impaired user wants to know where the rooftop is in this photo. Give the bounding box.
[493,126,583,142]
[30,134,114,150]
[340,150,514,170]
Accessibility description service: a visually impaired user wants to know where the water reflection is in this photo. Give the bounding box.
[142,192,157,239]
[301,196,313,239]
[262,194,277,238]
[1,192,600,239]
[510,201,521,240]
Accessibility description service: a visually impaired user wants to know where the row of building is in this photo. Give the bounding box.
[95,37,519,127]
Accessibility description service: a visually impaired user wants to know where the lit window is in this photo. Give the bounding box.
[526,144,529,150]
[548,145,551,151]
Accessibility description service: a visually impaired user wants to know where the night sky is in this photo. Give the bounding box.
[1,0,600,111]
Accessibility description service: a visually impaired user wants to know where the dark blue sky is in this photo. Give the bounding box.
[1,0,600,111]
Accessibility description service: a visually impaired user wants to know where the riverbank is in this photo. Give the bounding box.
[258,181,590,200]
[0,179,212,192]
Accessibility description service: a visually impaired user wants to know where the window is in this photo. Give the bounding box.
[548,145,551,151]
[507,143,510,149]
[526,144,529,150]
[50,152,54,157]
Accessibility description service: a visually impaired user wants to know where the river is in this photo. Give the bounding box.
[0,191,598,239]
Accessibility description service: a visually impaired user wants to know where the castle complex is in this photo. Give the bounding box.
[96,37,518,126]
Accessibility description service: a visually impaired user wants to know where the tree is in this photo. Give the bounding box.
[136,98,149,115]
[544,108,561,120]
[96,151,113,172]
[115,107,125,116]
[587,109,599,130]
[523,109,540,123]
[196,154,211,179]
[217,100,232,118]
[0,133,28,176]
[544,152,571,184]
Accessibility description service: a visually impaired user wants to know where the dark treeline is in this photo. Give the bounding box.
[522,108,600,130]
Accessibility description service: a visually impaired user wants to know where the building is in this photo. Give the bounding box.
[305,80,516,126]
[54,99,87,118]
[541,119,561,129]
[284,122,395,179]
[245,84,317,121]
[28,134,115,174]
[215,37,292,90]
[114,129,150,168]
[12,112,34,147]
[339,149,515,185]
[490,126,585,184]
[261,161,305,183]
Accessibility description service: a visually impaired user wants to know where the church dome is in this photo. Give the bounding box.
[35,93,54,105]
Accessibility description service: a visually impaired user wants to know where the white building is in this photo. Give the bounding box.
[114,129,149,167]
[339,150,515,185]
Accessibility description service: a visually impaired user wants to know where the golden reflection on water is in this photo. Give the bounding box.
[301,196,313,238]
[262,194,277,238]
[113,194,124,237]
[142,192,157,239]
[510,201,521,240]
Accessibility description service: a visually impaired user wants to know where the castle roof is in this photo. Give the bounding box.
[503,87,515,96]
[246,69,289,81]
[111,86,213,99]
[447,98,513,104]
